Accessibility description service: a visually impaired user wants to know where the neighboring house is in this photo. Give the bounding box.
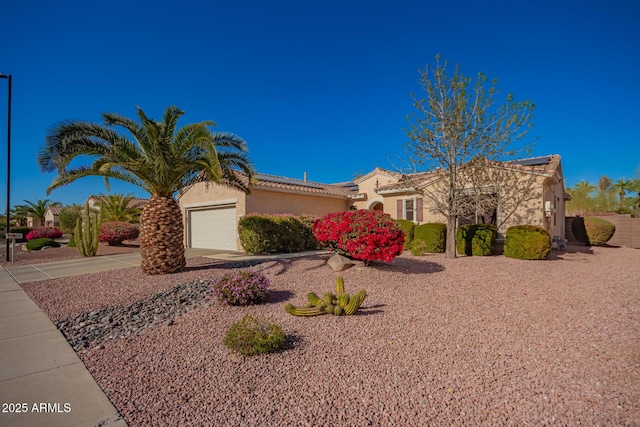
[178,155,569,251]
[85,195,148,211]
[44,205,63,227]
[25,217,41,228]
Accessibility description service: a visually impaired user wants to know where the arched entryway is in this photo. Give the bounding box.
[367,198,384,212]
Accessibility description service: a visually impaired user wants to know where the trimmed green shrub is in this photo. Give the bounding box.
[239,214,317,254]
[504,225,551,260]
[571,217,615,246]
[25,238,61,251]
[223,315,286,356]
[456,223,498,256]
[409,240,429,256]
[297,214,320,250]
[412,223,446,253]
[67,233,76,247]
[394,219,415,249]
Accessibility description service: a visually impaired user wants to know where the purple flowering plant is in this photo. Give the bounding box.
[212,269,271,306]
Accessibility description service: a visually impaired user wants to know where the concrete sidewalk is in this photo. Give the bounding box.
[0,266,127,427]
[0,248,328,426]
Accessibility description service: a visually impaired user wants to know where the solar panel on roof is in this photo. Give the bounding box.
[256,174,324,189]
[511,156,551,167]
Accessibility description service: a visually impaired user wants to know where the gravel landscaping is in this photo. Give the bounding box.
[19,245,640,426]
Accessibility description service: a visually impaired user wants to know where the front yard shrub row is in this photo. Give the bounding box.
[571,216,615,246]
[313,210,404,263]
[456,223,498,256]
[238,214,317,254]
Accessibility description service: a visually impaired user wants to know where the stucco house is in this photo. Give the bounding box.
[178,154,569,251]
[44,205,63,227]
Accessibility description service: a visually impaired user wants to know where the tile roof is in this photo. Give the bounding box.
[251,173,358,198]
[375,171,439,194]
[46,205,64,216]
[353,167,403,184]
[374,155,563,194]
[87,195,148,209]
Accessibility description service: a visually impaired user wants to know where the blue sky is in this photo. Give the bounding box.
[0,0,638,207]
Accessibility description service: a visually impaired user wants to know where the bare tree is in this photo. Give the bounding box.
[405,56,536,258]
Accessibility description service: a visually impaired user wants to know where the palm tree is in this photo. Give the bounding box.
[98,193,142,223]
[20,199,61,227]
[38,106,255,274]
[11,205,30,227]
[567,180,596,214]
[595,175,615,212]
[612,178,634,210]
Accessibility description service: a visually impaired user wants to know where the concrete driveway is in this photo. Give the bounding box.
[4,248,228,283]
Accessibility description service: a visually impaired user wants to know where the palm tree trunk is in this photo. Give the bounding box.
[139,196,186,274]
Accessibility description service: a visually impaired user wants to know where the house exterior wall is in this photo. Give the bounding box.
[352,171,401,211]
[245,189,347,217]
[178,181,348,251]
[178,157,568,250]
[179,181,247,215]
[44,212,59,227]
[378,164,568,239]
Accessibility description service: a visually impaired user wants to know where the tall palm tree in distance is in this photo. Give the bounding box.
[612,178,634,210]
[39,106,255,274]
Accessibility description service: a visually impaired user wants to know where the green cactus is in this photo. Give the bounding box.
[74,201,101,257]
[344,290,367,315]
[336,276,345,295]
[338,293,349,308]
[285,277,367,317]
[284,304,326,317]
[307,292,322,307]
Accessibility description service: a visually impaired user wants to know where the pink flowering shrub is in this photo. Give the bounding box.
[99,221,139,245]
[212,269,271,306]
[313,210,405,263]
[25,227,63,241]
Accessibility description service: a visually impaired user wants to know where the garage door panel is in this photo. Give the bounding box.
[189,206,237,250]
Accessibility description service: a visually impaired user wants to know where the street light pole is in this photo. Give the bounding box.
[0,73,11,261]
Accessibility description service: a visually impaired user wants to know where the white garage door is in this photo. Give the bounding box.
[188,206,237,250]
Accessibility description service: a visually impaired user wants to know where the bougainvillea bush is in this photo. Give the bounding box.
[313,210,405,263]
[25,227,63,241]
[99,221,139,245]
[212,269,271,306]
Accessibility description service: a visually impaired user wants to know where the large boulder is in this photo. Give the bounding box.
[327,254,354,272]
